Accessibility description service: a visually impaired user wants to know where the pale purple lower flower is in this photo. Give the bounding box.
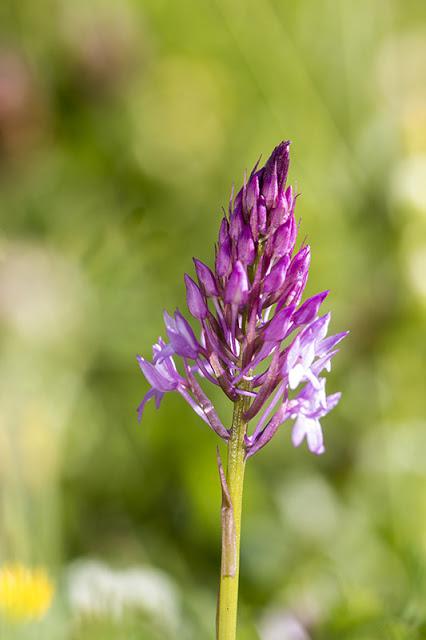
[289,380,341,455]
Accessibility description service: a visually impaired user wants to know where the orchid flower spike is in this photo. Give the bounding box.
[137,140,347,456]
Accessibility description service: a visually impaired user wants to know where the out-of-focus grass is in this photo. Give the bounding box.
[0,0,425,638]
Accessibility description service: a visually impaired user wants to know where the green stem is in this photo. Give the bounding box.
[217,392,250,640]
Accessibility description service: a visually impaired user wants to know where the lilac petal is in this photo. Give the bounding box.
[285,185,294,208]
[137,389,157,421]
[292,412,325,455]
[165,330,196,359]
[193,258,219,297]
[137,356,177,392]
[299,313,331,348]
[219,217,229,244]
[270,190,289,230]
[152,341,174,363]
[298,377,326,404]
[238,225,256,266]
[286,245,311,283]
[158,348,180,379]
[263,304,295,342]
[249,202,259,242]
[291,415,307,447]
[245,173,259,213]
[175,311,199,349]
[311,349,339,377]
[288,363,307,390]
[316,331,349,356]
[153,392,162,409]
[284,251,309,294]
[163,310,199,359]
[306,419,325,454]
[278,270,308,310]
[325,391,341,413]
[234,388,257,398]
[216,235,232,278]
[230,207,244,242]
[185,274,208,319]
[224,261,249,305]
[263,255,290,293]
[286,335,301,370]
[272,214,296,258]
[293,291,329,326]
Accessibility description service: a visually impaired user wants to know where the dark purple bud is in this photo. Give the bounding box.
[263,304,296,341]
[273,225,290,258]
[245,173,259,213]
[237,225,255,265]
[287,245,311,283]
[219,217,229,244]
[193,258,219,297]
[293,291,329,326]
[263,255,291,293]
[269,190,289,230]
[273,213,297,258]
[224,260,249,305]
[216,235,232,278]
[277,246,310,307]
[257,198,267,234]
[185,274,208,319]
[229,207,244,241]
[264,140,290,191]
[285,185,294,209]
[262,161,278,209]
[249,202,259,242]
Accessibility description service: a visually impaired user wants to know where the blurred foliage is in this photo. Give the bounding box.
[0,0,425,638]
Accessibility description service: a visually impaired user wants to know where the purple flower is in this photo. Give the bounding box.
[137,141,347,456]
[289,380,342,455]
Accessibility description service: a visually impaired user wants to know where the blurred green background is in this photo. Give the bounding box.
[0,0,425,638]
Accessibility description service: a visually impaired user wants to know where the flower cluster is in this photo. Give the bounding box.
[137,142,347,455]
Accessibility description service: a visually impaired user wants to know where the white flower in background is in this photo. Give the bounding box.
[0,242,88,342]
[67,560,180,629]
[258,609,310,640]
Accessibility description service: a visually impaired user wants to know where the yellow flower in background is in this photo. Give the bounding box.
[0,564,53,622]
